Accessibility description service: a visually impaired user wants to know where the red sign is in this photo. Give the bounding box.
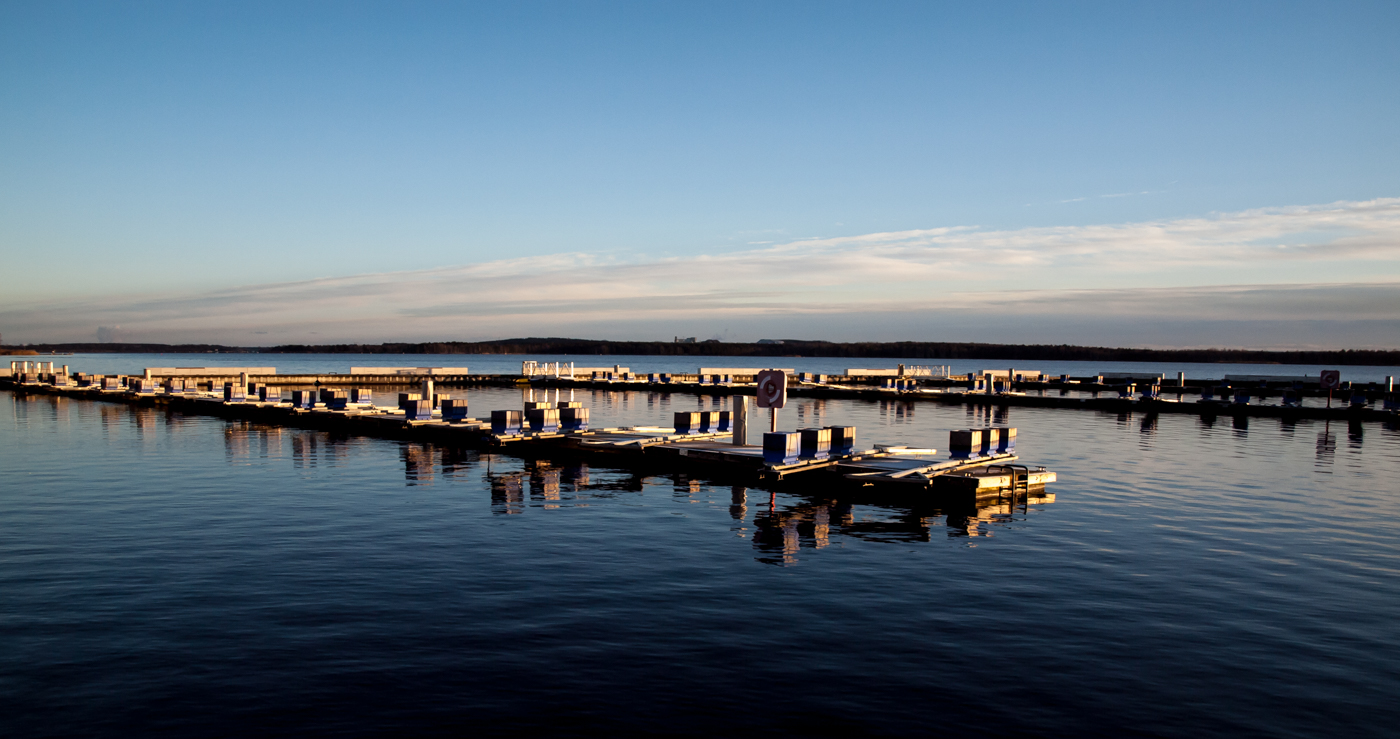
[1319,370,1341,390]
[755,370,787,409]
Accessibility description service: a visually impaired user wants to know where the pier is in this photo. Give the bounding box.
[2,372,1057,500]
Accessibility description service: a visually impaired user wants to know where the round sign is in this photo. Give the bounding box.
[755,369,786,409]
[1320,370,1341,390]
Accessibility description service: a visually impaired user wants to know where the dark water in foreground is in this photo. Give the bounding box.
[3,389,1400,737]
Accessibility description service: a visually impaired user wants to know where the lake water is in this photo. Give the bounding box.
[3,382,1400,737]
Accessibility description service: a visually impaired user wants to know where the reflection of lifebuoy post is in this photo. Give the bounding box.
[1320,370,1340,408]
[755,370,787,432]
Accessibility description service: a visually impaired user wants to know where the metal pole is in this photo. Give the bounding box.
[770,407,777,433]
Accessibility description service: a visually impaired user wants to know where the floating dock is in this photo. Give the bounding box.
[3,377,1054,499]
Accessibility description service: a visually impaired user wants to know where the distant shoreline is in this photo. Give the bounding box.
[5,339,1398,367]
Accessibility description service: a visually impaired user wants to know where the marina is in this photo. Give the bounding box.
[0,368,1057,500]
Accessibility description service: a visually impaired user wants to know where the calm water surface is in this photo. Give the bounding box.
[3,388,1399,737]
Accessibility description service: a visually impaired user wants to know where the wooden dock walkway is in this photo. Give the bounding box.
[3,378,1054,498]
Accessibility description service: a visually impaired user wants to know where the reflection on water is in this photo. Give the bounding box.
[749,489,1056,564]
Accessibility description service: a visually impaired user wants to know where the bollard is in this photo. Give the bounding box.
[732,395,749,446]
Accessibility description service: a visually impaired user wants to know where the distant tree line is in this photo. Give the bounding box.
[18,338,1400,366]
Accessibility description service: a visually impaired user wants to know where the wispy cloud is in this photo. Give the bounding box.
[3,198,1399,347]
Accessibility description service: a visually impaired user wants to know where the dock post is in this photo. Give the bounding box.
[1009,368,1015,389]
[422,377,434,406]
[240,372,250,393]
[62,365,68,377]
[1178,371,1186,387]
[732,395,749,446]
[1387,376,1394,393]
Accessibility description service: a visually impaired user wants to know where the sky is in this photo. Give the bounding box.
[1,1,1397,348]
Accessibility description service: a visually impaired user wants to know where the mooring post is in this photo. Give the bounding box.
[240,372,250,393]
[422,377,434,407]
[1387,376,1394,393]
[62,365,69,377]
[1178,371,1186,387]
[732,395,749,446]
[144,368,152,381]
[1009,368,1015,390]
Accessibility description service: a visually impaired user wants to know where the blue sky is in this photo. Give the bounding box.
[1,1,1398,347]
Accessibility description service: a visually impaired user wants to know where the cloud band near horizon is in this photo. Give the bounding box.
[4,198,1399,349]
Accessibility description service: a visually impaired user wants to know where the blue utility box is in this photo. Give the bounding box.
[763,432,801,465]
[674,412,701,434]
[560,406,589,431]
[827,425,857,454]
[526,407,560,432]
[402,398,432,421]
[798,428,832,460]
[492,410,523,435]
[442,398,470,421]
